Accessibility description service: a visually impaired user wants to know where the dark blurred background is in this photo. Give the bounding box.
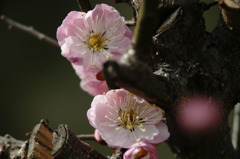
[0,0,220,158]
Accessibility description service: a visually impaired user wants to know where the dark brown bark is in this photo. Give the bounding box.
[52,124,106,159]
[103,0,240,158]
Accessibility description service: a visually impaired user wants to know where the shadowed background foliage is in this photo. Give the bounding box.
[0,0,219,158]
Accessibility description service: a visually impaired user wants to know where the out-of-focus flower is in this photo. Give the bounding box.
[87,89,170,148]
[57,3,132,69]
[72,64,108,96]
[123,142,158,159]
[176,96,222,133]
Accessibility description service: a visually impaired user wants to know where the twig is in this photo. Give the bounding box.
[77,134,95,140]
[232,103,240,150]
[76,0,92,12]
[125,20,136,26]
[0,15,59,47]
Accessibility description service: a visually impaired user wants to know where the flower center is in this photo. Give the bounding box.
[103,93,164,135]
[114,103,163,133]
[119,108,138,131]
[87,33,106,52]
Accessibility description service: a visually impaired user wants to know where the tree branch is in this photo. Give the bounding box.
[103,0,177,108]
[0,15,59,47]
[0,120,108,159]
[27,119,53,159]
[76,0,92,12]
[104,61,175,107]
[52,125,107,159]
[212,0,240,104]
[105,0,239,158]
[132,0,159,62]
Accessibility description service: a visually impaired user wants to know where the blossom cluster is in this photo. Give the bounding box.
[57,3,132,96]
[57,3,169,159]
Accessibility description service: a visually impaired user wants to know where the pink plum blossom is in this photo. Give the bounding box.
[87,89,170,148]
[72,64,108,96]
[123,142,158,159]
[176,96,222,133]
[57,3,132,69]
[94,129,106,145]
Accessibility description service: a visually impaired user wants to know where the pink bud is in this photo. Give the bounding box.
[124,142,158,159]
[176,96,222,133]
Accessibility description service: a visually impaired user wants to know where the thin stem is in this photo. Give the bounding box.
[125,20,136,26]
[232,103,240,150]
[76,0,92,12]
[77,134,95,140]
[0,15,59,47]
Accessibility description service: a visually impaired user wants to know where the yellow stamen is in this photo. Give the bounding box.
[87,33,106,52]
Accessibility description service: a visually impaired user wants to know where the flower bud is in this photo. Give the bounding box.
[123,142,158,159]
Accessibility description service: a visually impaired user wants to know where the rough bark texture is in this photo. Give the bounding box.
[52,124,106,159]
[103,0,240,158]
[0,120,107,159]
[0,135,27,159]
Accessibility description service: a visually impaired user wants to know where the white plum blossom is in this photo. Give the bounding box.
[87,89,170,148]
